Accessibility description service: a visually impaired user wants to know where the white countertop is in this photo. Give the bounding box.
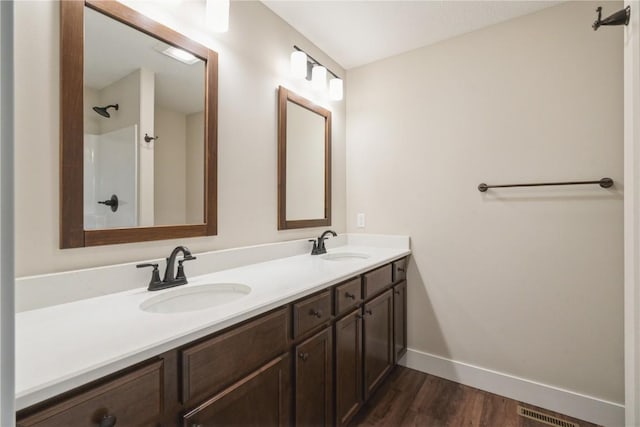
[16,243,409,410]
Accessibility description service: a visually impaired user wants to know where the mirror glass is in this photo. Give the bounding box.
[83,7,205,230]
[278,87,331,230]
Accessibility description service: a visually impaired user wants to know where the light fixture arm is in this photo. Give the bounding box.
[293,45,341,80]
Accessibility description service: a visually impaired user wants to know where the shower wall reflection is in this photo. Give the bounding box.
[84,125,138,229]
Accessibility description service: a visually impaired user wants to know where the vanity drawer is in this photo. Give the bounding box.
[17,360,163,427]
[363,264,392,299]
[392,258,408,283]
[292,290,332,339]
[181,307,289,405]
[334,277,362,316]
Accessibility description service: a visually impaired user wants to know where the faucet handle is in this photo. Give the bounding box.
[136,263,162,289]
[176,256,196,281]
[136,262,158,269]
[308,239,319,255]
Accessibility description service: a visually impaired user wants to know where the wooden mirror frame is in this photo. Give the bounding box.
[277,86,331,230]
[60,0,218,248]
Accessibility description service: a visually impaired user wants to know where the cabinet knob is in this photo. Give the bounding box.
[356,313,364,319]
[397,267,406,273]
[394,290,401,295]
[299,352,309,361]
[309,309,323,318]
[365,309,373,315]
[99,414,117,427]
[345,292,356,300]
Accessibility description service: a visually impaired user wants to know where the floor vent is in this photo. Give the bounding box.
[517,406,579,427]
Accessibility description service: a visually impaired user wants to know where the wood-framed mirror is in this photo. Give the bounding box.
[60,0,217,248]
[277,86,331,230]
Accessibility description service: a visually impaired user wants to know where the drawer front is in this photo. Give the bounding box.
[293,290,332,339]
[334,277,362,316]
[363,264,392,299]
[18,360,163,427]
[392,258,407,283]
[181,307,289,404]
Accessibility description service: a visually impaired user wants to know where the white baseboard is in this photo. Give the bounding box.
[400,348,625,427]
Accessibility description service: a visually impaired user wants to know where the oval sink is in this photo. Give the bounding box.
[140,283,251,314]
[321,252,370,261]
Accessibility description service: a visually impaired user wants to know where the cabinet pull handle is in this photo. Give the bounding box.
[299,352,309,361]
[309,309,322,318]
[365,309,373,315]
[99,414,117,427]
[345,292,356,300]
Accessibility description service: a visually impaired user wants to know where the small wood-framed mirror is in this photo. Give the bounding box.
[60,0,217,248]
[277,86,331,230]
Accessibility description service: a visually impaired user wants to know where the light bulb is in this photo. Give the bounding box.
[329,78,343,101]
[206,0,229,33]
[291,51,307,79]
[311,66,327,91]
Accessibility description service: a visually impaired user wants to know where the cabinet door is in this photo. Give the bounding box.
[182,354,291,427]
[334,308,363,427]
[393,281,407,363]
[363,289,394,400]
[295,327,333,427]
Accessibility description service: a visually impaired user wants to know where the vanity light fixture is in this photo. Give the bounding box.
[291,45,344,101]
[311,65,327,91]
[206,0,230,33]
[291,51,308,79]
[329,78,343,101]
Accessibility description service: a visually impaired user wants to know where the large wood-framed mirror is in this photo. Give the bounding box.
[277,86,331,230]
[60,0,217,248]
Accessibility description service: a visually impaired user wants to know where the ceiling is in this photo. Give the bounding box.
[262,1,562,70]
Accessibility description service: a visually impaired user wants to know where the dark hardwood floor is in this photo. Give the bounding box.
[349,366,601,427]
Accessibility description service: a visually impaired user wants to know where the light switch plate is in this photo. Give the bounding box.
[357,213,365,228]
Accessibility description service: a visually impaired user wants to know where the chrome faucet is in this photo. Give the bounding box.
[136,246,197,291]
[309,230,337,255]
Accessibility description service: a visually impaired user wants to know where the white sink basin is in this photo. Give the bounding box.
[321,252,371,261]
[140,283,251,314]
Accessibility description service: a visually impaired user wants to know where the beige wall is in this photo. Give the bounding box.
[186,112,205,224]
[154,106,187,225]
[346,1,624,403]
[14,1,346,276]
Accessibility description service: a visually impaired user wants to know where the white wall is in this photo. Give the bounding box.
[13,1,346,276]
[347,0,623,406]
[624,0,640,423]
[0,1,15,425]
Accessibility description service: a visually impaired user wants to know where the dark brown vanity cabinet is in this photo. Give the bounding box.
[17,258,409,427]
[334,308,363,427]
[17,360,164,427]
[393,281,408,363]
[182,354,292,427]
[295,327,334,427]
[363,289,394,400]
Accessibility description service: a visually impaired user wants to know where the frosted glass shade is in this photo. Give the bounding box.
[311,66,327,90]
[206,0,229,32]
[329,78,343,101]
[291,51,307,79]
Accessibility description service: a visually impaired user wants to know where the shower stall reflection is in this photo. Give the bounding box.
[83,124,138,229]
